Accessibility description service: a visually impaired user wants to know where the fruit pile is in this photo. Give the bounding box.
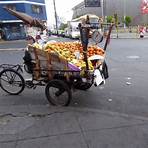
[44,42,105,58]
[87,46,105,57]
[33,42,105,70]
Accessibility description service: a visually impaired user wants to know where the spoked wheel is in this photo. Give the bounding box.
[0,69,25,95]
[45,79,72,106]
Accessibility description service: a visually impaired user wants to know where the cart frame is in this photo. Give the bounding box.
[0,24,114,106]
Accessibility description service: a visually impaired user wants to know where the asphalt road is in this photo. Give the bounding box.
[0,38,148,118]
[0,40,27,49]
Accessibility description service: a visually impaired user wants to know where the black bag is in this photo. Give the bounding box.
[23,50,33,74]
[102,61,109,79]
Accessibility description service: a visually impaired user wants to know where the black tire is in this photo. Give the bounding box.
[0,69,25,95]
[45,79,72,106]
[77,82,93,90]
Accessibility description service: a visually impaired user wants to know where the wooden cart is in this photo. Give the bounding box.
[0,24,114,106]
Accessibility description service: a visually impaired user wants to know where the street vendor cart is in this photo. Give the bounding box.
[0,10,114,106]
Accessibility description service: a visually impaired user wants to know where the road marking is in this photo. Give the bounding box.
[126,55,140,59]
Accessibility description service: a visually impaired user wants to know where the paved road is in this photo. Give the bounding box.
[0,36,74,50]
[0,38,148,118]
[0,40,27,50]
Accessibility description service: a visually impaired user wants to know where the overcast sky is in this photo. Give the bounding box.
[45,0,83,27]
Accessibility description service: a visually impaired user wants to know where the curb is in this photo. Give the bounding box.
[111,37,148,39]
[0,39,26,44]
[0,48,24,51]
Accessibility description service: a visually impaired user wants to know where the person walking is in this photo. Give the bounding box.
[139,26,145,38]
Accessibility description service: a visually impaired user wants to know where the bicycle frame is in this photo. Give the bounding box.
[0,64,23,73]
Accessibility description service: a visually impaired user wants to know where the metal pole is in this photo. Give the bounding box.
[101,0,104,19]
[104,24,114,51]
[53,0,58,35]
[78,23,89,78]
[101,0,105,35]
[124,0,126,29]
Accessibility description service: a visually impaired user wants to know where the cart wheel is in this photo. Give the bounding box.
[78,82,93,90]
[0,69,25,95]
[45,79,72,106]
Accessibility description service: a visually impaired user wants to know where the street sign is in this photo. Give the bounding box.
[84,0,101,7]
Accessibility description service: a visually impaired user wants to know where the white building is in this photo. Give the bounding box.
[72,0,148,25]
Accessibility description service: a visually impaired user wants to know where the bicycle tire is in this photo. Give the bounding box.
[0,68,25,95]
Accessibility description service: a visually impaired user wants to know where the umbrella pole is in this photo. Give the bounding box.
[78,23,90,78]
[103,24,114,51]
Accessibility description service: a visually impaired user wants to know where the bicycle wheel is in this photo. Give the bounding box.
[45,79,72,106]
[0,69,25,95]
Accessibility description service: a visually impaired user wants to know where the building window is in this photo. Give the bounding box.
[85,0,101,7]
[5,4,16,10]
[31,5,43,14]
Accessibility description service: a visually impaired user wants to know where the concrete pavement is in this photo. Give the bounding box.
[111,32,148,39]
[0,105,148,148]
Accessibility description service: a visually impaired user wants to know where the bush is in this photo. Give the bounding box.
[106,16,113,23]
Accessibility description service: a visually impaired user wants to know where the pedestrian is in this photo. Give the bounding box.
[139,26,145,38]
[40,28,49,43]
[26,35,35,45]
[25,24,38,42]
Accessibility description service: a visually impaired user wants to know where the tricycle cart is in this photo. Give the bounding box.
[0,23,114,106]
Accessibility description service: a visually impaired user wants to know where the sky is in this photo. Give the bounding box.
[45,0,83,28]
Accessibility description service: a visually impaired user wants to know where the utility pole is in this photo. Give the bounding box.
[53,0,58,35]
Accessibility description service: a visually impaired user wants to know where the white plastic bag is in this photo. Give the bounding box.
[94,69,105,86]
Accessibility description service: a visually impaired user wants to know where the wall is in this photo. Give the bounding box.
[72,0,148,25]
[0,0,47,21]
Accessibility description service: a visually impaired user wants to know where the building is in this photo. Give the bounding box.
[72,0,148,26]
[0,0,47,40]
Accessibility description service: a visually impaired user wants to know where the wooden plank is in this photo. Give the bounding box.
[28,46,70,80]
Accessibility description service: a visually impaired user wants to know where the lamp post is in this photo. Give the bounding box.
[53,0,58,35]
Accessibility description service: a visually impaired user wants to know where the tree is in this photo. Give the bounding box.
[106,16,113,23]
[59,23,68,30]
[123,16,132,27]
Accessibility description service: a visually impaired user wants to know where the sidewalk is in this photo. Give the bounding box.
[0,105,148,148]
[111,32,148,39]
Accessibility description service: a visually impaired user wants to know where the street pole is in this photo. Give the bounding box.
[101,0,104,19]
[124,0,126,29]
[101,0,106,35]
[53,0,58,35]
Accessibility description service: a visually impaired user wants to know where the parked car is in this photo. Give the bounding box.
[58,30,65,37]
